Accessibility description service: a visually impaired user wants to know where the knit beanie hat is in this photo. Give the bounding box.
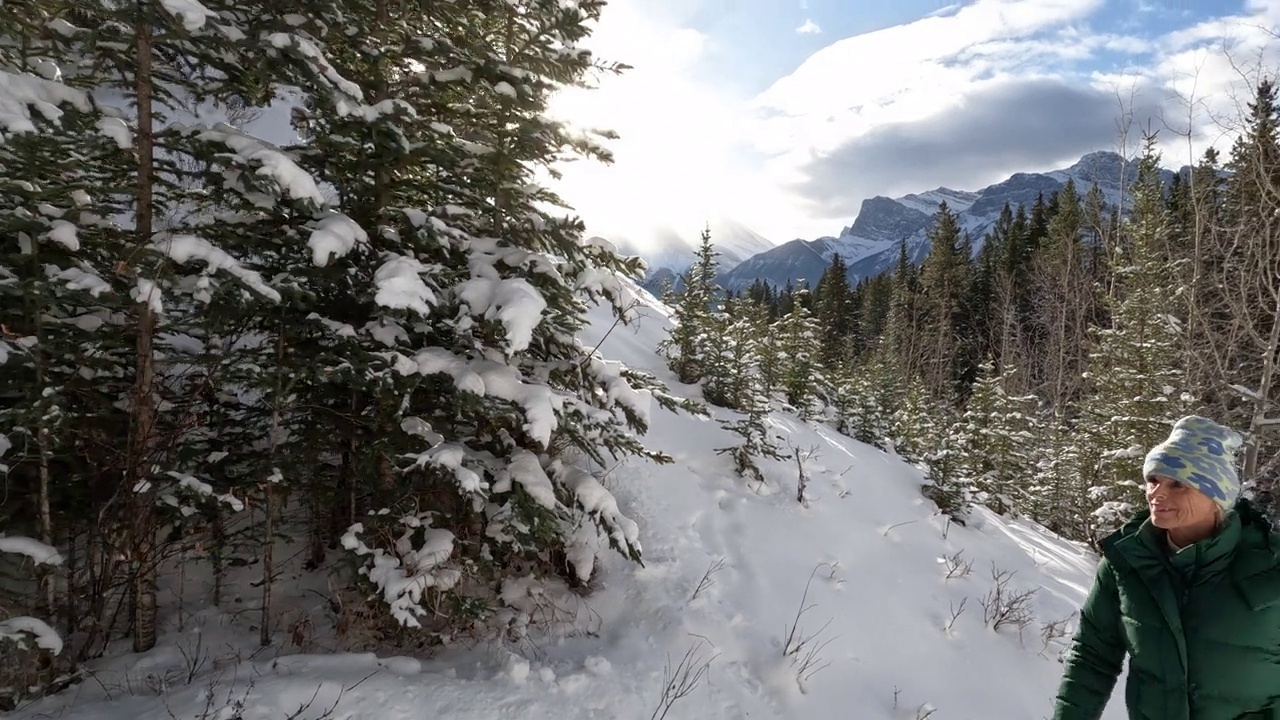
[1143,415,1244,511]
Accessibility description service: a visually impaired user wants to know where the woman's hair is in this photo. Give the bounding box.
[1214,503,1234,529]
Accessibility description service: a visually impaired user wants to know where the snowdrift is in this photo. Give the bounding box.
[7,279,1125,720]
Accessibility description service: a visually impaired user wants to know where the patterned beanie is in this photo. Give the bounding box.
[1143,415,1244,511]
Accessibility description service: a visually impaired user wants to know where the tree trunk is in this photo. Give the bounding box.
[129,0,159,654]
[260,330,285,647]
[1244,291,1280,479]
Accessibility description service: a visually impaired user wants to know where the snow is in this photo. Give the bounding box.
[497,450,559,510]
[308,211,368,267]
[341,522,461,628]
[51,265,110,296]
[46,18,81,37]
[0,67,91,138]
[45,219,79,251]
[130,277,164,315]
[430,67,474,83]
[266,33,363,101]
[154,234,281,302]
[403,347,564,447]
[0,616,62,655]
[6,280,1125,720]
[96,116,132,148]
[895,187,981,216]
[159,0,217,31]
[456,276,547,353]
[193,123,325,206]
[0,535,64,566]
[373,254,436,315]
[561,465,642,557]
[0,536,66,654]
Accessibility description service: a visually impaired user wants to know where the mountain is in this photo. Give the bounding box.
[605,217,776,279]
[11,278,1125,720]
[720,150,1176,291]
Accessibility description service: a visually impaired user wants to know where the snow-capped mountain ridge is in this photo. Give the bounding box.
[719,150,1177,291]
[893,187,981,217]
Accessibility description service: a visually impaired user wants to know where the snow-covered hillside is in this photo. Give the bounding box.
[7,281,1125,720]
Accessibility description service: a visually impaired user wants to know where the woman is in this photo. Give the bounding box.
[1053,415,1280,720]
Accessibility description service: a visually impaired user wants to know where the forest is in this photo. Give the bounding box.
[0,0,1277,714]
[0,0,693,705]
[660,83,1280,546]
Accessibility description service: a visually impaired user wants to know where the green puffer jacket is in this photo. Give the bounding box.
[1053,498,1280,720]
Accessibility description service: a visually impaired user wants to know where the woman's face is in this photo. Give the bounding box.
[1146,475,1218,531]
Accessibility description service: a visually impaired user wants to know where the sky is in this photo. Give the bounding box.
[546,0,1280,247]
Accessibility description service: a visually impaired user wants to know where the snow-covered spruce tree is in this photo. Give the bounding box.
[1078,134,1191,533]
[832,349,899,450]
[701,296,786,487]
[280,0,681,639]
[756,313,784,397]
[1031,412,1096,543]
[911,398,968,521]
[890,382,936,463]
[0,24,124,662]
[777,287,827,418]
[659,225,720,384]
[714,319,784,490]
[703,295,761,410]
[1033,178,1097,411]
[957,359,1042,516]
[916,202,971,400]
[814,254,852,368]
[0,0,343,654]
[0,521,66,709]
[883,239,922,384]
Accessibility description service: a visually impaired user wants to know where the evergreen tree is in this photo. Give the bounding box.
[922,402,970,521]
[777,288,826,418]
[1030,414,1095,542]
[833,349,900,449]
[916,202,970,399]
[713,299,784,484]
[659,226,720,383]
[890,383,936,463]
[814,254,852,368]
[0,0,686,660]
[957,360,1041,516]
[848,272,892,360]
[1033,178,1095,408]
[704,296,762,410]
[0,0,362,654]
[1078,134,1191,534]
[883,240,921,383]
[959,236,998,398]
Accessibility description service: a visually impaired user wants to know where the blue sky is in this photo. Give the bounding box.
[548,0,1280,245]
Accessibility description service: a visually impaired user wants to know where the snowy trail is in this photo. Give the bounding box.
[7,282,1125,720]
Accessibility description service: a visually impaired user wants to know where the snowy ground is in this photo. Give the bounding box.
[6,281,1125,720]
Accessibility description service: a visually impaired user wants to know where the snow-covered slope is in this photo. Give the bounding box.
[8,281,1125,720]
[893,187,980,218]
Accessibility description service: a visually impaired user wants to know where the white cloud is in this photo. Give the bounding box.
[547,0,808,243]
[547,0,1280,247]
[750,0,1280,224]
[750,0,1106,166]
[796,19,821,35]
